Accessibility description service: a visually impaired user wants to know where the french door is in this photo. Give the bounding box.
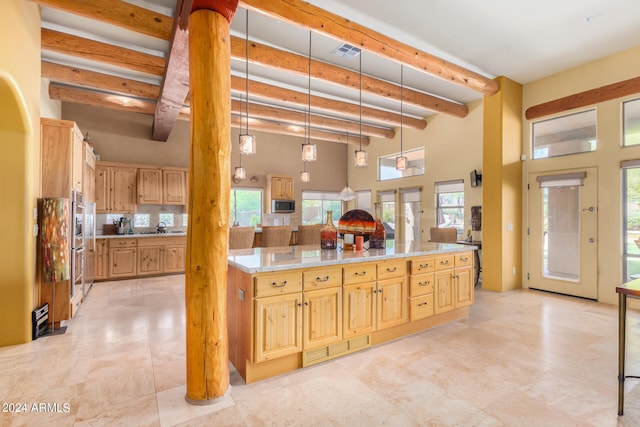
[528,168,598,299]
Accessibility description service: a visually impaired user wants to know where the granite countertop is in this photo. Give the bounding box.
[228,242,477,274]
[98,232,187,239]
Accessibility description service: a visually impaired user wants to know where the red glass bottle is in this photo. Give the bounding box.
[320,210,338,249]
[369,203,386,249]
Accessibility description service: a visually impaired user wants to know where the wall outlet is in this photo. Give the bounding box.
[238,289,245,301]
[507,223,513,231]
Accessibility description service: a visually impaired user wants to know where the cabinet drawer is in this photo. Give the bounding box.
[434,254,454,271]
[377,259,406,280]
[410,257,434,274]
[455,251,473,268]
[109,238,137,248]
[409,273,434,297]
[303,267,342,290]
[409,294,434,321]
[343,263,376,285]
[255,271,302,298]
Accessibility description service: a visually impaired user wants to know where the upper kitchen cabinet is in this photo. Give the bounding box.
[137,168,187,205]
[265,174,294,213]
[83,143,96,203]
[41,118,84,198]
[96,162,137,214]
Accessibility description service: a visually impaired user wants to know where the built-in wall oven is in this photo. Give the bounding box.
[71,191,85,298]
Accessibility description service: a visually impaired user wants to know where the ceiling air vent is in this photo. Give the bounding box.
[331,43,361,59]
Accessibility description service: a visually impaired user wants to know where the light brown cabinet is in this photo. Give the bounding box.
[163,169,187,205]
[137,236,186,275]
[137,168,163,204]
[137,245,163,276]
[95,238,108,280]
[108,238,137,278]
[434,251,474,314]
[163,243,186,273]
[265,174,294,213]
[41,118,84,198]
[96,164,137,213]
[137,168,186,205]
[302,267,343,349]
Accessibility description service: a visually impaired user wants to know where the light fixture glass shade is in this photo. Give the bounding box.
[338,185,356,201]
[300,170,310,182]
[396,155,407,170]
[239,133,256,154]
[354,149,368,167]
[234,166,246,180]
[301,142,317,161]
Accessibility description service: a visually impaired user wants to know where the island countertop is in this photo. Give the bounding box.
[228,241,477,274]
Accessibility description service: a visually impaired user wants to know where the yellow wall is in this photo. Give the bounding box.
[349,100,484,242]
[483,77,523,292]
[522,45,640,305]
[0,0,41,345]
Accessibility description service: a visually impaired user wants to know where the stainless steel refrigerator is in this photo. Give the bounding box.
[84,202,96,297]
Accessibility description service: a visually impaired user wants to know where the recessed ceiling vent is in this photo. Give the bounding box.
[331,43,361,59]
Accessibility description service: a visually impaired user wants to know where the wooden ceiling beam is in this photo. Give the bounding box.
[231,36,468,118]
[41,28,165,76]
[42,61,160,99]
[152,0,191,141]
[232,99,394,139]
[230,76,427,130]
[32,0,172,40]
[240,0,499,96]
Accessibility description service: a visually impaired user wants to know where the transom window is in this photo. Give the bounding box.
[624,98,640,146]
[532,109,597,159]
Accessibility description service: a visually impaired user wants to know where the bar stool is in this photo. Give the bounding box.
[296,224,321,245]
[229,226,255,249]
[260,225,292,247]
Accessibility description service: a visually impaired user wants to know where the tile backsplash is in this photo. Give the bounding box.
[97,205,186,235]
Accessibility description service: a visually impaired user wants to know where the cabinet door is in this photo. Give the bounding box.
[83,149,96,203]
[303,287,342,349]
[111,167,137,213]
[95,165,110,213]
[163,170,186,205]
[434,271,454,314]
[138,168,162,204]
[95,239,108,280]
[376,277,407,330]
[454,267,474,308]
[343,281,376,338]
[163,245,186,273]
[271,177,284,199]
[72,129,83,193]
[109,248,137,278]
[137,246,162,276]
[254,293,302,362]
[282,177,294,200]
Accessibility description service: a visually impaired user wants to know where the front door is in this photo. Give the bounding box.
[528,168,598,299]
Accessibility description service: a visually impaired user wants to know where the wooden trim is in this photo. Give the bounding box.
[525,76,640,120]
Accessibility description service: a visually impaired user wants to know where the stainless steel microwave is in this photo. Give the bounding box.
[272,199,295,213]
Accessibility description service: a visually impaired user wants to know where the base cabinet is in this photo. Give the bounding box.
[95,239,108,280]
[254,293,303,363]
[109,248,137,278]
[343,282,376,339]
[163,244,186,273]
[137,246,163,276]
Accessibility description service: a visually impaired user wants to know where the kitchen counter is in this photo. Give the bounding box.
[98,232,187,239]
[228,241,477,274]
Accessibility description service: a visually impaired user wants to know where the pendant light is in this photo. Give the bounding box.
[234,149,246,182]
[338,132,356,201]
[300,109,311,182]
[354,51,368,167]
[396,65,407,170]
[301,31,317,162]
[239,10,256,155]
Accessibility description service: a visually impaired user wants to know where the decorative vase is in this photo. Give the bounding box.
[320,210,338,249]
[369,203,386,249]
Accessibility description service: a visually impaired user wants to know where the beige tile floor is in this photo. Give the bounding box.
[3,274,640,426]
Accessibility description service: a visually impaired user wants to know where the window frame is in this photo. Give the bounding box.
[301,191,343,225]
[435,180,464,232]
[230,187,263,227]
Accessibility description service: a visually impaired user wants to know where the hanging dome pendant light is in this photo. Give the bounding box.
[301,31,317,162]
[239,10,256,155]
[354,52,367,167]
[396,64,407,171]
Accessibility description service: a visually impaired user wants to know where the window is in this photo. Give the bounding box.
[623,160,640,281]
[379,147,425,181]
[134,214,150,227]
[356,190,371,212]
[532,109,597,159]
[400,187,421,242]
[105,213,122,225]
[301,191,342,225]
[182,213,188,227]
[231,188,262,227]
[624,99,640,146]
[435,180,464,232]
[158,213,174,226]
[378,190,396,241]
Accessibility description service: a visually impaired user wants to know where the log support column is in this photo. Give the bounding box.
[185,0,238,404]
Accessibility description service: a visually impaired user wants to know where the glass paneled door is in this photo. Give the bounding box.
[528,168,598,299]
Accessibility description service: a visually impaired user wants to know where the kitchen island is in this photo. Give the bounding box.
[228,242,476,383]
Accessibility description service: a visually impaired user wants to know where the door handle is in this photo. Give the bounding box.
[588,238,595,243]
[582,207,596,212]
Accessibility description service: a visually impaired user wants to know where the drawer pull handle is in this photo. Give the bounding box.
[440,260,449,265]
[316,275,330,282]
[271,280,287,288]
[419,263,430,269]
[418,302,428,307]
[355,271,367,277]
[419,281,430,286]
[460,257,468,262]
[386,267,397,272]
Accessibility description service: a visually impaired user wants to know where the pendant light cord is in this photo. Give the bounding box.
[245,10,250,135]
[359,53,363,151]
[400,65,404,155]
[307,31,312,143]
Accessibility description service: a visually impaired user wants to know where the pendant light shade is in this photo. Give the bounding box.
[234,165,246,181]
[302,142,317,162]
[353,52,367,167]
[395,156,407,170]
[239,10,255,155]
[300,170,310,182]
[338,185,356,201]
